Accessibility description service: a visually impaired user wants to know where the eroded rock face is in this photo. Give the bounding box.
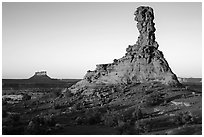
[69,6,180,94]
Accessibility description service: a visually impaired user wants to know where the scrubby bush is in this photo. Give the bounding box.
[2,99,7,105]
[24,115,56,134]
[74,108,102,125]
[134,119,152,134]
[2,110,8,118]
[52,89,62,98]
[22,94,31,101]
[115,108,147,134]
[2,113,24,135]
[2,125,25,135]
[101,110,120,127]
[53,101,67,110]
[132,107,144,121]
[145,90,153,95]
[8,113,20,123]
[145,93,164,107]
[54,104,64,109]
[174,111,194,125]
[65,90,73,98]
[84,109,102,125]
[75,116,85,125]
[117,120,132,135]
[75,103,82,110]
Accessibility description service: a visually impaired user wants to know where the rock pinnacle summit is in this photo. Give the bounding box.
[69,6,180,94]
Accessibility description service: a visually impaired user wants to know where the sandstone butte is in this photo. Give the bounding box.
[69,6,180,94]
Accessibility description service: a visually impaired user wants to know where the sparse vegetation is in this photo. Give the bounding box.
[2,81,202,135]
[84,109,102,125]
[102,110,121,127]
[174,111,196,126]
[144,92,164,107]
[24,115,56,134]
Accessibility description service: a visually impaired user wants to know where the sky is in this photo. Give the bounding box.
[2,2,202,79]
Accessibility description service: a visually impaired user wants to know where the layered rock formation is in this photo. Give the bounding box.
[29,71,52,82]
[69,6,180,93]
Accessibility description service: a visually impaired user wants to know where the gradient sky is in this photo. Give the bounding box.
[2,2,202,79]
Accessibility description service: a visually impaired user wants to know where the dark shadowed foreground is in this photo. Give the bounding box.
[2,80,202,135]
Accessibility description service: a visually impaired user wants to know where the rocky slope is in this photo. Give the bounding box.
[69,6,180,94]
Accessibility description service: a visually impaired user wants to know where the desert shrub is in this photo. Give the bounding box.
[75,116,85,125]
[145,90,153,95]
[132,107,144,121]
[135,121,151,134]
[2,110,8,118]
[116,108,147,135]
[116,120,132,135]
[65,91,73,97]
[2,99,7,105]
[75,103,82,110]
[101,110,120,127]
[174,111,194,126]
[2,125,25,135]
[44,116,56,127]
[134,119,152,134]
[54,104,63,109]
[53,102,67,110]
[2,113,24,135]
[8,113,20,123]
[84,109,102,125]
[24,115,56,135]
[74,108,102,125]
[144,93,164,107]
[52,89,62,98]
[22,94,31,101]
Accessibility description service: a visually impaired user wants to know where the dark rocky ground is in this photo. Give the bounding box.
[2,80,202,135]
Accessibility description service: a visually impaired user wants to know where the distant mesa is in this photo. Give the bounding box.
[178,77,202,83]
[2,71,81,89]
[35,71,47,76]
[178,77,188,83]
[29,71,52,82]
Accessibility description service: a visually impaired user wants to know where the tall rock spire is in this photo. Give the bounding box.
[69,6,180,94]
[135,6,157,48]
